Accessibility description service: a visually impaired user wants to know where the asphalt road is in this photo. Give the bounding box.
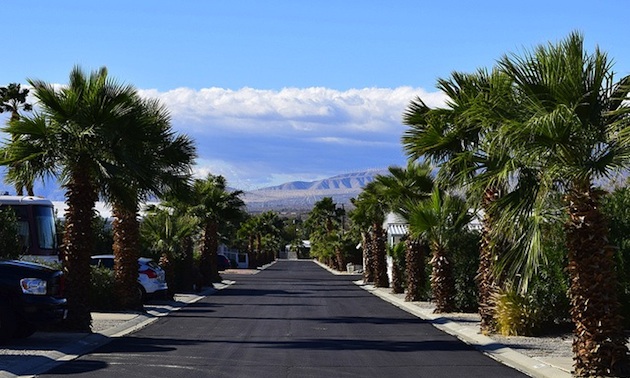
[41,260,528,378]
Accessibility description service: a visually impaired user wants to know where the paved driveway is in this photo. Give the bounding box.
[41,260,527,377]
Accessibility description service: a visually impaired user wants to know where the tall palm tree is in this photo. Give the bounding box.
[374,162,434,217]
[104,96,195,310]
[247,213,271,265]
[157,188,201,291]
[349,196,376,283]
[353,183,389,287]
[0,83,35,196]
[489,32,630,376]
[191,174,245,285]
[141,206,198,298]
[0,83,32,121]
[407,188,471,313]
[254,211,284,264]
[1,66,138,331]
[374,162,434,301]
[237,216,258,268]
[305,197,346,269]
[402,68,514,332]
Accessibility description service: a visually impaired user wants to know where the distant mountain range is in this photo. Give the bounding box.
[260,170,382,191]
[242,169,387,213]
[0,169,387,215]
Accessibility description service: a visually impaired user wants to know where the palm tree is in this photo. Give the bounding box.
[402,68,513,332]
[305,197,346,269]
[0,83,35,196]
[0,83,32,121]
[407,188,471,313]
[156,188,201,291]
[191,174,245,285]
[237,216,258,268]
[141,206,198,298]
[488,32,630,376]
[245,213,271,265]
[353,183,389,287]
[373,162,434,301]
[1,66,138,331]
[254,211,284,264]
[374,162,434,216]
[349,196,376,283]
[104,96,195,310]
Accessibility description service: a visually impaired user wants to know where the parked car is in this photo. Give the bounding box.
[217,254,231,271]
[0,259,67,341]
[90,255,168,301]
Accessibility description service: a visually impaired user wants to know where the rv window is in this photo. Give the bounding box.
[34,206,57,250]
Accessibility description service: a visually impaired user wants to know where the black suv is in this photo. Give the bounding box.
[0,260,67,341]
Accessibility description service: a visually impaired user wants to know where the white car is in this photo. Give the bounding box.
[90,255,168,301]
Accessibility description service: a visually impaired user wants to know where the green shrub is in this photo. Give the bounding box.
[89,266,117,311]
[449,229,480,312]
[388,242,406,294]
[527,222,570,332]
[601,186,630,328]
[0,207,22,259]
[494,286,541,336]
[500,218,570,335]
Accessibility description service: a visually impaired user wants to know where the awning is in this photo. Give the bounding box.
[387,223,409,236]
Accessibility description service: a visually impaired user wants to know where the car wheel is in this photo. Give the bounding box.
[13,321,37,339]
[137,285,147,303]
[0,306,16,342]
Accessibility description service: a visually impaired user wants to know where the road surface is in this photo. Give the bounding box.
[41,260,527,377]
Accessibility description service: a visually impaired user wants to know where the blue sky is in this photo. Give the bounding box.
[1,1,629,191]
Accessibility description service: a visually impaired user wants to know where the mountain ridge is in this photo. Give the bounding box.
[256,169,386,192]
[0,169,387,213]
[243,169,386,212]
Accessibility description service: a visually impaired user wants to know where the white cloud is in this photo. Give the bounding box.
[193,158,308,190]
[312,136,397,147]
[138,86,449,189]
[139,86,447,136]
[3,85,447,191]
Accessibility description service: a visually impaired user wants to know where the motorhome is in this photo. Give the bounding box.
[0,196,59,263]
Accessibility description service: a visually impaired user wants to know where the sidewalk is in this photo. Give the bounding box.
[0,281,234,378]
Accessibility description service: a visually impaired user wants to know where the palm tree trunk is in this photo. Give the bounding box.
[372,224,389,288]
[159,253,175,299]
[362,232,375,284]
[565,187,629,377]
[336,246,346,272]
[199,223,211,286]
[391,256,404,294]
[180,235,195,291]
[207,222,221,283]
[405,237,426,302]
[477,187,500,334]
[247,234,256,268]
[112,203,143,311]
[61,165,97,331]
[430,241,455,313]
[200,221,221,285]
[256,234,262,267]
